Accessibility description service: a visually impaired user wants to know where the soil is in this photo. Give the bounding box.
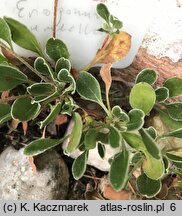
[0,67,182,200]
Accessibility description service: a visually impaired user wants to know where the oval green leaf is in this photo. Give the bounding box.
[24,138,64,156]
[57,69,76,94]
[143,154,164,180]
[112,105,129,122]
[110,15,123,30]
[4,17,43,56]
[0,103,11,124]
[96,131,109,144]
[56,57,71,74]
[65,112,83,154]
[72,151,88,180]
[137,173,161,198]
[166,152,182,163]
[166,103,182,121]
[162,128,182,139]
[145,127,157,139]
[46,38,69,62]
[0,18,12,49]
[139,128,161,160]
[155,87,169,102]
[109,125,121,148]
[84,128,98,150]
[76,72,103,106]
[0,65,28,92]
[27,83,55,96]
[129,82,156,115]
[122,132,145,151]
[109,150,130,191]
[136,69,157,85]
[97,3,110,23]
[11,97,41,121]
[127,109,145,131]
[164,77,182,97]
[34,57,56,79]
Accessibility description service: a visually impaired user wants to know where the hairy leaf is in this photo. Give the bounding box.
[84,128,98,150]
[72,151,88,180]
[0,65,28,92]
[129,82,156,115]
[65,112,83,154]
[127,109,145,131]
[4,17,43,56]
[34,57,56,79]
[166,103,182,121]
[57,69,76,94]
[11,97,40,121]
[137,173,161,198]
[31,92,58,104]
[110,15,123,30]
[139,128,161,160]
[109,150,129,191]
[27,83,55,96]
[46,38,69,62]
[143,154,164,180]
[24,138,65,156]
[76,72,104,107]
[112,105,129,122]
[96,131,109,144]
[145,127,157,140]
[56,57,71,74]
[0,103,11,124]
[166,152,182,163]
[155,87,169,102]
[136,69,157,85]
[0,18,12,49]
[97,3,110,23]
[164,77,182,97]
[122,132,145,151]
[162,128,182,139]
[109,125,121,148]
[61,97,78,116]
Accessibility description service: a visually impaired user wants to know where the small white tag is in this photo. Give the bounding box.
[0,0,157,70]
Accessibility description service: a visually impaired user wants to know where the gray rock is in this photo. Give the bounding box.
[0,146,69,200]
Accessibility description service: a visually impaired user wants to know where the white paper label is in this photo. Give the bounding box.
[0,0,157,70]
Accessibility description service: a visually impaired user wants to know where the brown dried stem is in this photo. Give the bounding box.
[53,0,58,38]
[0,42,49,82]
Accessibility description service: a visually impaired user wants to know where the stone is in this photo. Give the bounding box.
[0,146,69,200]
[62,118,120,172]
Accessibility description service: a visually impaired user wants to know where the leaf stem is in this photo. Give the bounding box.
[0,41,49,82]
[53,0,58,38]
[106,92,111,113]
[100,102,112,119]
[0,94,30,103]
